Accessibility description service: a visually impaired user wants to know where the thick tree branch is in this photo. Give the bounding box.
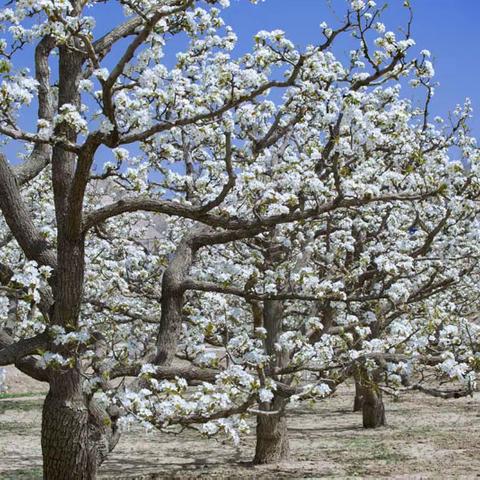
[182,278,321,302]
[83,190,441,235]
[13,36,56,186]
[410,384,473,399]
[0,330,49,366]
[0,329,49,382]
[0,154,57,269]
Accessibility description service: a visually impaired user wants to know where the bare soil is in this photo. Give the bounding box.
[1,367,479,479]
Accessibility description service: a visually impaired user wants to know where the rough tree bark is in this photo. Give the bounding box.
[155,235,198,366]
[39,32,97,475]
[353,365,385,428]
[253,296,290,464]
[42,370,96,479]
[42,370,120,480]
[39,27,118,475]
[353,377,365,412]
[362,384,386,428]
[254,395,290,464]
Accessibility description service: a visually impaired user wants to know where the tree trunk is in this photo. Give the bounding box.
[362,385,386,428]
[155,235,197,366]
[44,34,94,474]
[42,370,120,479]
[254,397,289,464]
[42,370,96,480]
[353,378,364,412]
[254,294,290,464]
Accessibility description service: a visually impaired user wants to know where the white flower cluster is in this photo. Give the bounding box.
[12,261,52,303]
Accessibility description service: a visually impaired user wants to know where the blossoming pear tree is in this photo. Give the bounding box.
[104,0,480,464]
[156,111,480,458]
[1,0,480,477]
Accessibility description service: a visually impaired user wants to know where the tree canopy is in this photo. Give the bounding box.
[0,0,479,477]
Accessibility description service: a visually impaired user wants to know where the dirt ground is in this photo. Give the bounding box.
[1,367,480,479]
